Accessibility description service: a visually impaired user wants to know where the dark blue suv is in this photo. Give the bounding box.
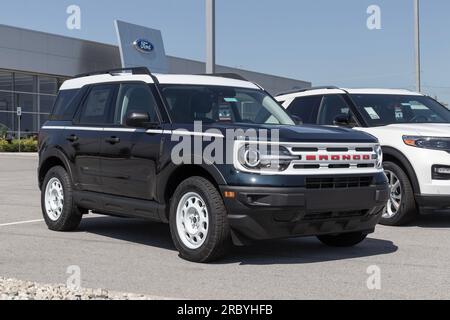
[38,68,389,262]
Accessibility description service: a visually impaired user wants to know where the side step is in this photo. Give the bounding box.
[73,191,167,223]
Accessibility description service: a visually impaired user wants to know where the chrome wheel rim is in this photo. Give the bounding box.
[44,177,64,221]
[176,192,209,250]
[383,170,402,219]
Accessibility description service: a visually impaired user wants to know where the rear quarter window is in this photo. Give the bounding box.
[49,89,80,121]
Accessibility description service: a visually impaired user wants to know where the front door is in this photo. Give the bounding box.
[99,82,163,200]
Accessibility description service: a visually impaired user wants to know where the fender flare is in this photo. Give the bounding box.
[156,162,227,202]
[382,146,421,195]
[38,147,74,189]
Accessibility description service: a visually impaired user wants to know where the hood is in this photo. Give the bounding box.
[196,123,378,143]
[368,123,450,137]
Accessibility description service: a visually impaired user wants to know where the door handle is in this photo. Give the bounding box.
[105,136,120,144]
[66,134,78,142]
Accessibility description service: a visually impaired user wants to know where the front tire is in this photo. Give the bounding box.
[169,177,231,263]
[41,166,84,231]
[317,232,368,247]
[380,161,417,226]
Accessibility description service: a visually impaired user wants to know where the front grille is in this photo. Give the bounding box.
[306,176,373,189]
[286,143,378,172]
[234,141,380,175]
[303,210,368,221]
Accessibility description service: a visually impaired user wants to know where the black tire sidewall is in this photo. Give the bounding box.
[169,177,229,262]
[380,161,417,226]
[41,166,80,231]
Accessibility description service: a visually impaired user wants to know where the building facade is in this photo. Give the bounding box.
[0,24,310,136]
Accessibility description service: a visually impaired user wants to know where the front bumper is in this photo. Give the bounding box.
[403,147,450,195]
[220,184,389,243]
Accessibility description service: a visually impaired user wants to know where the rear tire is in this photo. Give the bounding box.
[380,161,417,226]
[41,166,84,231]
[169,177,231,263]
[318,232,368,247]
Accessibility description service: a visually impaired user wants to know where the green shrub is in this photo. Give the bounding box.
[0,138,38,152]
[0,127,7,139]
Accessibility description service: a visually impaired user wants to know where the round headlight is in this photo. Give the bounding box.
[244,149,261,168]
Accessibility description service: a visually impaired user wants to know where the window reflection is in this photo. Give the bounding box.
[14,73,36,93]
[40,77,58,95]
[0,70,64,135]
[0,71,13,92]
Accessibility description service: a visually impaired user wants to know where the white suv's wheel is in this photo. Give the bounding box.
[41,166,84,231]
[169,177,231,263]
[379,161,417,226]
[383,170,402,219]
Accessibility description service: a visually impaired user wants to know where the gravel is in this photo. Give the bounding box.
[0,277,157,300]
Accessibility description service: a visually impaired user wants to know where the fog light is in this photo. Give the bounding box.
[432,165,450,180]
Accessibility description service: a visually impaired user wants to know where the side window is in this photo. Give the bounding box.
[287,96,322,124]
[79,85,116,124]
[114,83,158,125]
[317,94,357,126]
[50,89,80,121]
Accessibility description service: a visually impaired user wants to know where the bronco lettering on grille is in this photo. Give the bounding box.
[305,155,371,161]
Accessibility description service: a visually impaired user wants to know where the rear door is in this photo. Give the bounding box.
[99,82,163,200]
[70,83,118,193]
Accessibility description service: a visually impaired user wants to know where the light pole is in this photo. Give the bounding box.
[205,0,215,74]
[414,0,421,92]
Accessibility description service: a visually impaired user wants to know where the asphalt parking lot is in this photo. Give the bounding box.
[1,153,450,300]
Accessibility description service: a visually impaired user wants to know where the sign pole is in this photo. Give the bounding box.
[414,0,421,92]
[17,107,21,153]
[206,0,216,74]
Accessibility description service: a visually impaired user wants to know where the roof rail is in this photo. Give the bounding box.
[201,73,249,81]
[75,67,152,78]
[276,86,340,97]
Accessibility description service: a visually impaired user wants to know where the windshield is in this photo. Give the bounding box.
[160,85,295,126]
[351,94,450,126]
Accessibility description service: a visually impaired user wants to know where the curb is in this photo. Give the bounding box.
[0,153,38,157]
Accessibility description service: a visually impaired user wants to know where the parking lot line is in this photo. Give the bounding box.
[0,219,44,227]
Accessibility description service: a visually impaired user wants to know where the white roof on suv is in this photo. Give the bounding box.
[60,72,260,91]
[276,87,423,101]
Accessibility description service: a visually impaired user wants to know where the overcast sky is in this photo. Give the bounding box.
[1,0,450,103]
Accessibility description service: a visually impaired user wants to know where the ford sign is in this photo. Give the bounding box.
[133,39,154,53]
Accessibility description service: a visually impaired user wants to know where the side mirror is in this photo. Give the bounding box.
[333,115,351,127]
[125,112,152,128]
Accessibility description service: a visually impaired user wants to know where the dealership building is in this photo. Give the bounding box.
[0,22,311,136]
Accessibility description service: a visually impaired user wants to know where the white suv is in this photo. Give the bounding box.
[277,87,450,226]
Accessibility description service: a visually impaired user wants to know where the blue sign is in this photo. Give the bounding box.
[133,39,154,53]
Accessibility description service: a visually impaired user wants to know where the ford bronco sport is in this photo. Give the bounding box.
[38,68,389,262]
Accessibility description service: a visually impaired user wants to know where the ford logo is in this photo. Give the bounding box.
[133,39,154,53]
